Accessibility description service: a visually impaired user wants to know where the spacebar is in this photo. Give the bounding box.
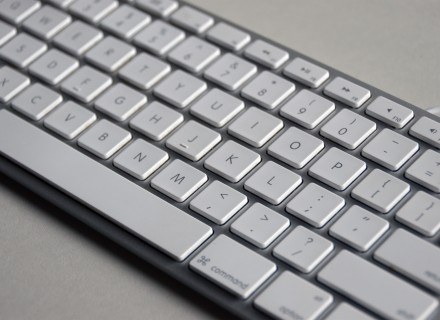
[0,110,212,261]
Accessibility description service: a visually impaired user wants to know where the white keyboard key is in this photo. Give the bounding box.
[320,109,376,149]
[396,191,440,237]
[325,303,375,320]
[231,203,289,248]
[151,159,207,202]
[11,83,62,121]
[136,0,178,17]
[283,57,330,88]
[268,126,324,169]
[244,161,301,205]
[166,120,221,161]
[273,226,333,273]
[244,39,289,69]
[133,20,185,56]
[190,181,247,225]
[190,88,244,127]
[101,4,151,39]
[366,96,414,128]
[0,33,47,68]
[170,6,214,34]
[206,22,250,51]
[22,5,71,40]
[0,20,16,46]
[375,229,440,294]
[69,0,118,24]
[190,235,276,298]
[113,139,168,180]
[0,0,40,24]
[405,150,440,193]
[329,205,389,251]
[324,77,371,108]
[0,66,30,103]
[44,101,97,139]
[78,119,131,159]
[309,147,366,191]
[85,36,136,72]
[286,183,345,228]
[351,169,410,213]
[168,36,220,73]
[0,110,212,261]
[129,101,183,141]
[362,128,419,171]
[280,89,335,129]
[94,83,146,121]
[204,53,257,91]
[61,66,112,103]
[154,70,207,108]
[53,20,103,56]
[228,107,283,148]
[241,71,295,110]
[409,116,440,149]
[255,271,333,320]
[118,52,171,90]
[318,250,438,320]
[44,0,75,8]
[204,140,261,183]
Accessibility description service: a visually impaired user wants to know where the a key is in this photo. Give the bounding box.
[320,109,376,150]
[283,57,330,88]
[324,77,371,108]
[170,6,214,34]
[228,107,283,148]
[308,147,366,191]
[329,205,389,251]
[100,4,151,39]
[78,120,131,159]
[268,126,324,169]
[113,139,168,180]
[151,159,207,202]
[44,101,97,139]
[153,70,207,108]
[166,120,221,161]
[409,116,440,149]
[0,33,47,68]
[244,161,301,205]
[244,39,289,69]
[405,150,440,193]
[204,53,257,91]
[129,101,183,141]
[286,183,345,228]
[231,203,289,248]
[189,180,247,225]
[11,83,62,121]
[255,271,333,320]
[366,96,414,129]
[168,36,220,73]
[273,226,334,273]
[22,5,72,40]
[375,228,440,294]
[44,0,75,8]
[351,169,410,213]
[204,140,261,183]
[136,0,178,18]
[69,0,118,24]
[94,83,146,121]
[190,88,244,127]
[0,21,16,47]
[396,191,440,237]
[0,0,41,24]
[241,71,295,110]
[0,66,30,103]
[53,20,103,56]
[325,303,375,320]
[118,52,171,90]
[28,49,79,86]
[61,66,112,103]
[206,22,250,51]
[318,250,438,320]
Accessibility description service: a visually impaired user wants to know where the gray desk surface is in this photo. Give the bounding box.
[1,1,440,319]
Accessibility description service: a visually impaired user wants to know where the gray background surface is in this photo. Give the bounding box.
[1,1,440,319]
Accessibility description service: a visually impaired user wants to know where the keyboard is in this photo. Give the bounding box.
[0,0,439,319]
